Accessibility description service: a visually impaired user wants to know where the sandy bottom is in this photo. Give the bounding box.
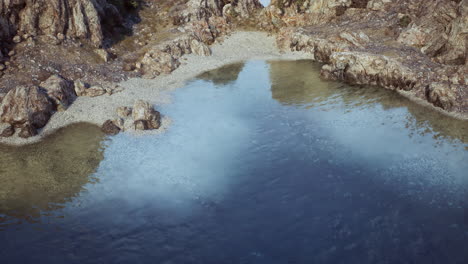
[0,31,311,146]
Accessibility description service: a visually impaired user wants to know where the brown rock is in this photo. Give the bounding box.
[0,124,15,137]
[132,100,161,130]
[40,74,76,111]
[74,81,89,96]
[0,0,123,47]
[18,123,38,138]
[397,0,466,65]
[0,86,54,129]
[101,120,121,135]
[95,49,111,62]
[141,50,180,78]
[12,35,21,43]
[74,81,107,97]
[426,83,457,111]
[123,63,136,71]
[86,86,107,97]
[320,52,418,91]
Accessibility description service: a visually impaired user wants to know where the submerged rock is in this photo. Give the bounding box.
[0,86,54,134]
[40,74,76,111]
[132,100,161,130]
[101,120,121,135]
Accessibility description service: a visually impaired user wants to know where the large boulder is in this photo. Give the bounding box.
[132,100,161,130]
[0,0,123,47]
[0,86,54,133]
[140,49,181,78]
[40,74,76,111]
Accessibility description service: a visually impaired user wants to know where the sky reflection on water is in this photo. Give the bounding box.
[1,60,467,264]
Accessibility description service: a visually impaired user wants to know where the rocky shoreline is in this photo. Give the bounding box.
[0,0,466,145]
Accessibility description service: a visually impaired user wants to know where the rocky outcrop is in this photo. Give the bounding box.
[74,80,122,97]
[261,0,359,28]
[274,0,467,115]
[140,49,182,78]
[140,18,228,78]
[0,0,123,47]
[0,86,54,135]
[132,100,161,130]
[40,74,76,111]
[107,100,161,134]
[397,0,467,65]
[320,52,419,91]
[176,0,262,24]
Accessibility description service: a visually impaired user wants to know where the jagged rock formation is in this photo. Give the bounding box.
[274,0,467,115]
[0,85,54,137]
[103,100,161,134]
[40,74,76,111]
[397,0,467,65]
[140,16,229,78]
[0,0,123,47]
[175,0,263,24]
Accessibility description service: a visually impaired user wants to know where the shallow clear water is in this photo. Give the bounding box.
[1,60,468,263]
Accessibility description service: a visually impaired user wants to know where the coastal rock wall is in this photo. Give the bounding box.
[275,0,467,114]
[0,0,123,47]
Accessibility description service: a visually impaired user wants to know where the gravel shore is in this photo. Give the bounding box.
[0,31,310,146]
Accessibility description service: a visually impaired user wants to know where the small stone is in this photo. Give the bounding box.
[57,33,65,41]
[5,61,10,66]
[95,49,111,62]
[114,118,125,130]
[0,124,15,137]
[18,124,37,138]
[74,80,89,96]
[8,50,15,56]
[13,35,21,43]
[101,120,121,135]
[123,63,136,71]
[86,85,107,97]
